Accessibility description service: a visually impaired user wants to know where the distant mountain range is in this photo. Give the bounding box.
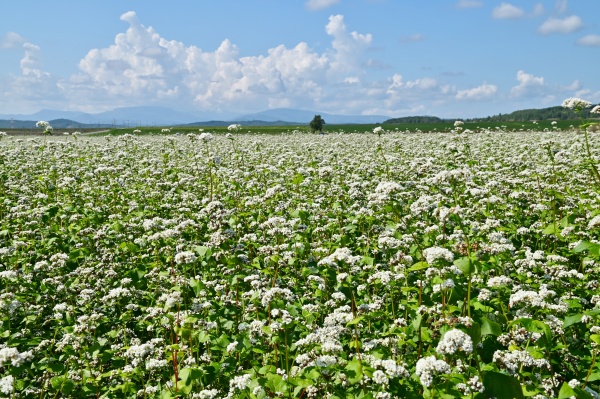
[0,106,202,127]
[0,106,391,129]
[1,104,597,130]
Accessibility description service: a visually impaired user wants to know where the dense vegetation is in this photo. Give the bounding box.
[382,116,446,124]
[472,106,600,123]
[383,106,600,125]
[1,125,600,398]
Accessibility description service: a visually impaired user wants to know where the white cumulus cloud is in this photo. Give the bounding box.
[537,15,583,34]
[492,3,525,19]
[386,74,439,99]
[576,34,600,46]
[510,70,545,97]
[0,32,28,49]
[455,84,497,100]
[20,43,44,78]
[325,14,372,73]
[62,11,376,114]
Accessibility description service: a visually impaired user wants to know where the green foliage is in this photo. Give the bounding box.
[309,114,325,132]
[475,105,600,122]
[383,115,446,124]
[1,128,600,398]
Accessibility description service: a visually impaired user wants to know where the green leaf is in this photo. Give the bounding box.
[265,373,287,393]
[467,322,481,346]
[480,317,503,336]
[557,383,577,399]
[412,314,422,331]
[292,174,304,185]
[261,325,273,335]
[345,360,364,384]
[61,379,75,394]
[50,376,64,390]
[587,372,600,382]
[361,256,374,266]
[110,221,124,233]
[483,371,524,399]
[454,256,474,274]
[408,261,429,271]
[590,334,600,345]
[48,362,65,373]
[161,388,175,399]
[563,314,583,328]
[194,246,212,258]
[572,241,600,254]
[347,316,365,326]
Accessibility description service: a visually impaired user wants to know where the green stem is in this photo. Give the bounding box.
[583,349,598,389]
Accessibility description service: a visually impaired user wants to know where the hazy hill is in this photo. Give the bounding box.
[3,104,598,129]
[0,106,388,126]
[383,116,447,124]
[0,119,114,129]
[468,105,599,122]
[0,106,202,127]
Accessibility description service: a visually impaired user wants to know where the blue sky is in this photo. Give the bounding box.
[1,0,599,119]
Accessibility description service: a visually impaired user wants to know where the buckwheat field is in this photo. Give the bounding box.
[1,103,600,398]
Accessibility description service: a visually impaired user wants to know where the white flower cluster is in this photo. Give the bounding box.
[423,246,454,265]
[493,349,550,374]
[368,181,403,205]
[456,376,485,395]
[436,329,473,355]
[36,120,53,134]
[101,287,131,303]
[318,247,362,267]
[0,375,13,395]
[415,355,450,387]
[228,373,251,392]
[124,338,164,368]
[588,215,600,229]
[192,389,219,399]
[0,346,34,367]
[228,124,241,132]
[371,358,409,379]
[562,97,591,110]
[174,250,197,265]
[199,132,214,141]
[487,275,512,288]
[509,285,567,314]
[260,287,295,308]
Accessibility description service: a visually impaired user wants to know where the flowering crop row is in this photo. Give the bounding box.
[0,126,599,398]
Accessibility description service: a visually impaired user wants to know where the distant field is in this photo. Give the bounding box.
[73,119,584,136]
[0,119,587,137]
[0,127,107,136]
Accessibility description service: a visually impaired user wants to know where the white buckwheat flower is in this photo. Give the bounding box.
[423,246,454,265]
[436,329,473,355]
[416,356,450,387]
[562,97,591,110]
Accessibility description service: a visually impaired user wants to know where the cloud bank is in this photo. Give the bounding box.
[492,3,525,19]
[537,15,583,35]
[0,10,598,118]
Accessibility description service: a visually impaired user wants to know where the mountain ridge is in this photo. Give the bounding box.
[0,106,392,127]
[2,104,598,129]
